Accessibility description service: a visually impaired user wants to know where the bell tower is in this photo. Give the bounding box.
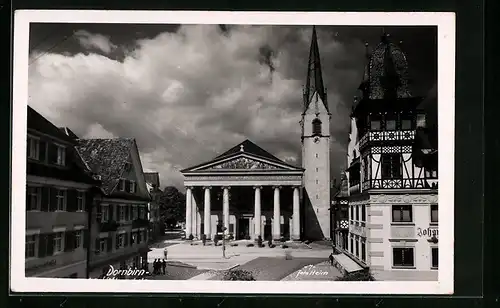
[301,26,331,240]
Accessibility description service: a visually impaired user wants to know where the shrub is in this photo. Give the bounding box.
[246,243,254,247]
[222,269,255,281]
[244,235,251,240]
[280,237,286,243]
[335,269,375,281]
[281,244,288,249]
[213,235,219,246]
[202,234,207,246]
[188,234,194,240]
[227,234,234,240]
[230,243,238,247]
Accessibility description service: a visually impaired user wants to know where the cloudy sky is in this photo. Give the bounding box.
[28,23,437,190]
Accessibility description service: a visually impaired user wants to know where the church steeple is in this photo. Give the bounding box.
[303,26,328,113]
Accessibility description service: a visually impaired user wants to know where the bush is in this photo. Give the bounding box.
[188,234,194,240]
[246,243,254,247]
[230,243,238,247]
[257,236,263,247]
[202,234,207,246]
[335,269,375,281]
[244,235,251,240]
[222,269,255,281]
[227,234,234,240]
[281,244,288,249]
[280,237,286,243]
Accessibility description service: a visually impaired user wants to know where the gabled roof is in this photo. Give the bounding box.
[182,139,303,173]
[28,106,75,144]
[76,138,135,194]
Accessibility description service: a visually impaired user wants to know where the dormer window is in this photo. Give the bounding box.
[312,118,322,135]
[118,179,126,191]
[129,181,136,193]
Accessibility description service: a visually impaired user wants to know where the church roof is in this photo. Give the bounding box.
[28,106,75,144]
[360,33,412,100]
[76,138,135,194]
[303,26,329,113]
[181,139,303,173]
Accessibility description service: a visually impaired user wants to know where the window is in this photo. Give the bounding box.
[381,154,402,179]
[98,239,106,253]
[385,115,397,130]
[56,145,66,166]
[431,247,438,269]
[315,153,318,158]
[56,189,66,211]
[131,233,137,244]
[101,205,109,222]
[401,116,412,130]
[312,118,322,135]
[416,114,426,128]
[76,191,85,211]
[27,186,41,211]
[392,205,412,222]
[27,137,40,160]
[393,247,414,267]
[74,230,82,248]
[130,181,136,193]
[119,205,126,222]
[370,114,381,130]
[350,237,353,253]
[355,239,359,257]
[361,241,366,261]
[355,205,359,220]
[117,234,124,249]
[361,205,366,221]
[431,204,438,223]
[350,206,354,220]
[26,235,37,258]
[133,206,138,220]
[53,232,64,254]
[316,167,319,172]
[362,156,369,182]
[425,169,438,179]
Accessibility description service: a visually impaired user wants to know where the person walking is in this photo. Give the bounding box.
[153,259,159,275]
[161,259,167,275]
[163,247,168,260]
[329,253,334,266]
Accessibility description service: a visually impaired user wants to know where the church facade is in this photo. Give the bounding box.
[181,27,332,241]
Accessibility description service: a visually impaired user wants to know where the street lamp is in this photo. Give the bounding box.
[222,227,227,259]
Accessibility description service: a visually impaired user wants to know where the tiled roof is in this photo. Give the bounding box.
[144,172,160,187]
[76,138,134,194]
[28,106,74,144]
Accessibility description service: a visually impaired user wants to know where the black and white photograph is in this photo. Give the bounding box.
[11,11,455,294]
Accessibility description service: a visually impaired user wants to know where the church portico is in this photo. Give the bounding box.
[181,140,304,242]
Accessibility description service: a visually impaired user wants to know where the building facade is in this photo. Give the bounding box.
[76,138,151,278]
[334,34,439,279]
[144,172,163,242]
[25,107,98,278]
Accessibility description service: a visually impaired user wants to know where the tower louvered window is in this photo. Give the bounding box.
[312,118,322,135]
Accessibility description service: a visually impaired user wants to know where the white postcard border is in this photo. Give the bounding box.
[11,10,455,294]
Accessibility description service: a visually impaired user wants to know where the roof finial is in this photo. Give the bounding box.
[240,144,244,152]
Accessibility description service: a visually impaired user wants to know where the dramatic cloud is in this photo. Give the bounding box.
[74,30,117,54]
[28,25,365,189]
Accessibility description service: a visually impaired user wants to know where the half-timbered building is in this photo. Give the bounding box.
[334,34,439,280]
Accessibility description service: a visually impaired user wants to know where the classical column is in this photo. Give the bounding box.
[203,186,212,239]
[253,186,262,240]
[223,186,230,235]
[196,205,202,238]
[192,192,197,238]
[292,186,300,240]
[273,186,281,240]
[185,187,193,238]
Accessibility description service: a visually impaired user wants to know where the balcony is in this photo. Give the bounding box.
[99,220,119,232]
[359,130,415,150]
[362,178,438,190]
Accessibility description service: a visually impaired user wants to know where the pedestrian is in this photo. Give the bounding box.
[162,259,167,275]
[164,247,168,260]
[153,259,158,275]
[329,253,334,266]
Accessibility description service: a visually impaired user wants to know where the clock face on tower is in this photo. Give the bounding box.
[314,137,320,143]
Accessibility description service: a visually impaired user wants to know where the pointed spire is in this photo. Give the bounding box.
[304,26,328,112]
[358,42,371,98]
[381,33,400,99]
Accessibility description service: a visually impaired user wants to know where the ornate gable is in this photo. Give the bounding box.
[205,156,281,170]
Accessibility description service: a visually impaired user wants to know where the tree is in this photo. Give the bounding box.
[159,186,186,229]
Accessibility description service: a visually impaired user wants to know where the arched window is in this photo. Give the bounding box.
[312,118,322,135]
